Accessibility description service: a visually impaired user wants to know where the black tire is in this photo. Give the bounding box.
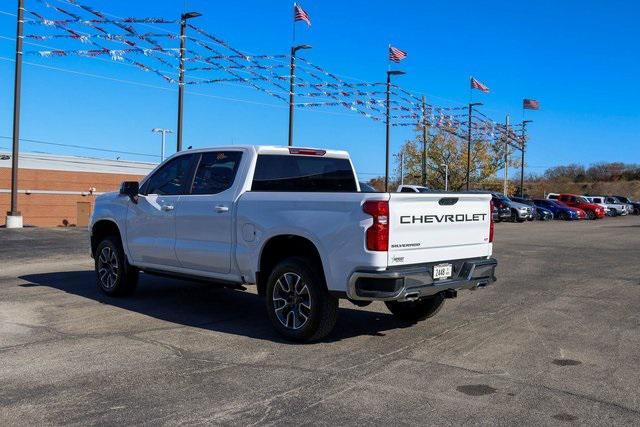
[95,236,138,296]
[558,211,568,221]
[517,217,526,223]
[266,257,338,342]
[510,210,518,222]
[586,210,596,220]
[385,293,445,322]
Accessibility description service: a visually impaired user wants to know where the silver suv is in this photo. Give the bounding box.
[493,193,534,222]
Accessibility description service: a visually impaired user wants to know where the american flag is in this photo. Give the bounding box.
[470,77,490,93]
[388,46,407,63]
[294,3,311,26]
[523,99,540,110]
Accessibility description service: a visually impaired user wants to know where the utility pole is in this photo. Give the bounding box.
[503,114,510,196]
[520,120,532,197]
[399,152,404,185]
[421,96,428,187]
[466,102,483,190]
[176,11,201,153]
[288,44,312,146]
[385,70,405,192]
[152,128,173,162]
[6,0,24,229]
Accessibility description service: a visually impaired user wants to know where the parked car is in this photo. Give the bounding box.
[491,194,511,222]
[397,185,430,193]
[612,195,640,215]
[533,199,579,220]
[510,196,553,220]
[585,196,627,216]
[492,193,534,222]
[556,194,606,220]
[90,145,497,342]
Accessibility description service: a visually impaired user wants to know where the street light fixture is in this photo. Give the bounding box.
[176,11,202,153]
[152,128,173,162]
[288,44,312,147]
[520,120,533,197]
[465,102,483,190]
[385,70,406,192]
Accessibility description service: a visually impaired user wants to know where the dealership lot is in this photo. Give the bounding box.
[1,217,639,425]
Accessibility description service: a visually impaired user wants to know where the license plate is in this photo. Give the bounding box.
[433,263,453,280]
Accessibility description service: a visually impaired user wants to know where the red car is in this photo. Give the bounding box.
[557,194,606,220]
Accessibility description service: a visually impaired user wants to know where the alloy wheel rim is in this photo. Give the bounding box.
[97,246,119,290]
[272,272,312,330]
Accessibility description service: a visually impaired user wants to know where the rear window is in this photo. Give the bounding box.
[252,154,357,192]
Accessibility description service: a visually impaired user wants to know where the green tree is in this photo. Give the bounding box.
[395,125,512,191]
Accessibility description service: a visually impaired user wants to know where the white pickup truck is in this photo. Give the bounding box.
[90,145,497,341]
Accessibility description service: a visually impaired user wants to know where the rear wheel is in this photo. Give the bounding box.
[95,236,138,296]
[385,294,445,322]
[266,257,338,342]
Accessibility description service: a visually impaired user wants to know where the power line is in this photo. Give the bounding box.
[0,135,159,158]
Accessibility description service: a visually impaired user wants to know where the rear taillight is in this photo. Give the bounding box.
[363,200,389,251]
[489,200,494,243]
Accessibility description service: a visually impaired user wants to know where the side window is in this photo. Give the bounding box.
[401,187,416,193]
[144,154,194,196]
[190,151,242,195]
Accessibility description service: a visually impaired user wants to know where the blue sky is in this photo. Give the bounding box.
[1,0,639,179]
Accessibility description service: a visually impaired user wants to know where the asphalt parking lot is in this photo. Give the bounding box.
[1,217,639,425]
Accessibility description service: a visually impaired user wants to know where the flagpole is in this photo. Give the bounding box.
[292,3,296,43]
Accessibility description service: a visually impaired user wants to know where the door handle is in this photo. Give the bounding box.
[161,205,174,211]
[214,205,229,213]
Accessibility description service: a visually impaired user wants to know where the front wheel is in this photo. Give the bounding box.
[385,294,445,322]
[95,236,138,296]
[586,210,596,220]
[266,257,338,342]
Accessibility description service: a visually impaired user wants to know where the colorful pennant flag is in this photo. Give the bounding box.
[470,77,490,93]
[294,3,311,26]
[389,45,407,63]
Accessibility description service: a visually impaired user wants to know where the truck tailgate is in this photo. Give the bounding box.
[387,193,492,267]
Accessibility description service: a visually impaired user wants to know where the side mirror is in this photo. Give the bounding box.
[120,181,139,203]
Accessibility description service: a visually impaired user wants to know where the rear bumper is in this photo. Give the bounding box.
[347,257,497,302]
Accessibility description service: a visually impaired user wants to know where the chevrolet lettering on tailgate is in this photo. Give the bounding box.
[400,213,488,224]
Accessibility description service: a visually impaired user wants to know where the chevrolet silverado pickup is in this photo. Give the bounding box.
[90,145,497,342]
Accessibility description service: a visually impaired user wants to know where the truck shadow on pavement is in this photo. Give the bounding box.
[19,270,413,343]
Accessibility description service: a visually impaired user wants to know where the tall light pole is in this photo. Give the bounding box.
[465,102,482,191]
[385,70,405,192]
[421,95,429,187]
[176,11,201,153]
[6,0,24,229]
[520,120,532,197]
[152,128,173,162]
[503,114,510,196]
[441,163,449,191]
[288,44,312,147]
